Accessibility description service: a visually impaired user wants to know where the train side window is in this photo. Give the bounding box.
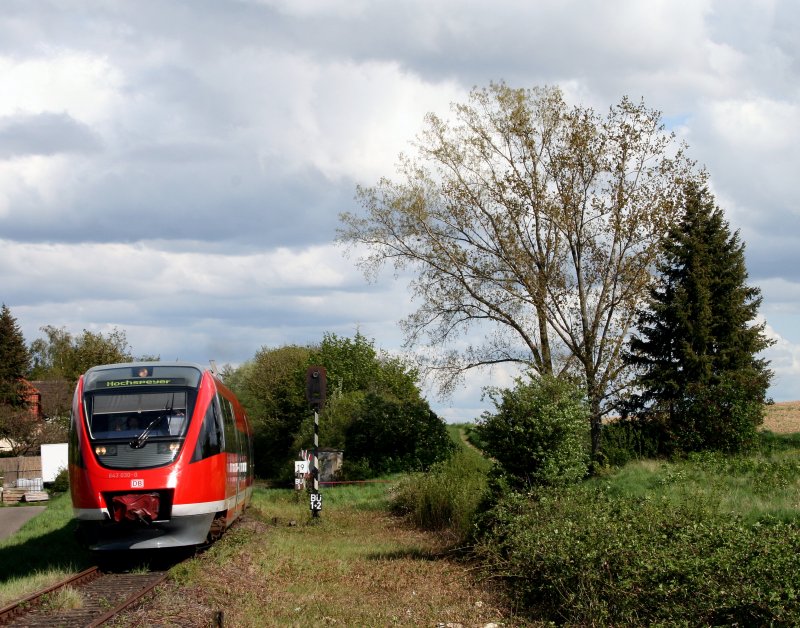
[220,396,238,454]
[191,397,223,462]
[69,390,84,468]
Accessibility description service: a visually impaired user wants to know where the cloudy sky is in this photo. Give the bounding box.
[1,0,798,421]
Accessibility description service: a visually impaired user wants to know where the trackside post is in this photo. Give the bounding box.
[306,366,327,518]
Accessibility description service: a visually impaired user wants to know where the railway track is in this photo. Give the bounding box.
[0,565,168,627]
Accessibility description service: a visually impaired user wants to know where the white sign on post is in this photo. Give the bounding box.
[294,460,309,490]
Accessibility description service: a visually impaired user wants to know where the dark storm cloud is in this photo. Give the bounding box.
[0,112,101,158]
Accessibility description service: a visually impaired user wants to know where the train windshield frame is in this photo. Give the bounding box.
[80,364,205,470]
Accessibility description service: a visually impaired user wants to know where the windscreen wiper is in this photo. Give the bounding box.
[130,395,173,449]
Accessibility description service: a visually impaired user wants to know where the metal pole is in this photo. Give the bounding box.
[313,409,319,493]
[311,408,320,517]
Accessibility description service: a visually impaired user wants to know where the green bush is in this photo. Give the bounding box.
[338,457,373,481]
[475,374,590,488]
[669,372,764,454]
[50,468,70,493]
[344,393,456,477]
[474,466,800,624]
[599,416,663,467]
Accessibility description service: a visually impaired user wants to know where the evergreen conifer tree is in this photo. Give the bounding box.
[626,183,773,452]
[0,304,31,406]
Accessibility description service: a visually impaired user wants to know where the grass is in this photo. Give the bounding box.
[39,585,84,612]
[0,493,92,606]
[113,483,519,627]
[598,445,800,524]
[475,432,800,624]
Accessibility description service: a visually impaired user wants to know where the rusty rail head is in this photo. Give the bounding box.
[0,566,100,624]
[85,572,168,628]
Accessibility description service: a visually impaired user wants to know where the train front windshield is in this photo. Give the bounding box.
[86,390,191,440]
[80,364,203,469]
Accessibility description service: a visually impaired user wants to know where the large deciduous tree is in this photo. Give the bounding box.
[338,83,698,457]
[29,325,133,383]
[625,183,773,452]
[226,344,312,479]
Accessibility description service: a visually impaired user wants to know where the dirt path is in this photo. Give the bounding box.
[112,497,526,627]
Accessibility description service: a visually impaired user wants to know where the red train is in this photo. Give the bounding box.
[69,361,254,551]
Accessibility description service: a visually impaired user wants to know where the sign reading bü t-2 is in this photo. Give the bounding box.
[310,492,323,512]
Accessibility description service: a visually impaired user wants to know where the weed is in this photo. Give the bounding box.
[391,449,488,542]
[39,586,83,611]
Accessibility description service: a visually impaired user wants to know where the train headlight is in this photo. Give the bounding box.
[95,445,117,456]
[157,442,180,455]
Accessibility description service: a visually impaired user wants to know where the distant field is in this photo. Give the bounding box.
[763,401,800,433]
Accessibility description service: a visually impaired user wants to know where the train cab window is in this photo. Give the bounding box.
[86,390,190,441]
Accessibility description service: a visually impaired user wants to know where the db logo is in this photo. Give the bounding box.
[131,479,144,488]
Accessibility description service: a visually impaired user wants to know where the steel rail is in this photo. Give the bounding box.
[0,566,101,625]
[0,567,169,627]
[86,570,169,627]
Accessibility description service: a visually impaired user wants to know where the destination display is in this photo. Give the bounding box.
[102,378,186,388]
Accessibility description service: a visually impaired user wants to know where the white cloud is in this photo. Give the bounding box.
[708,97,800,152]
[1,0,800,416]
[762,322,800,401]
[0,52,123,123]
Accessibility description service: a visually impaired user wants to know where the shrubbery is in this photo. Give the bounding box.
[50,468,70,493]
[598,416,663,467]
[391,448,489,542]
[476,374,590,488]
[473,448,800,625]
[345,393,455,476]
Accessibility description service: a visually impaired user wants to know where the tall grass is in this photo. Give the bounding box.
[391,426,490,543]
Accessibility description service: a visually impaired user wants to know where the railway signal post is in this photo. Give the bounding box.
[306,366,327,518]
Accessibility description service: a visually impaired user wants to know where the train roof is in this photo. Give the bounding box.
[82,362,217,392]
[84,360,209,374]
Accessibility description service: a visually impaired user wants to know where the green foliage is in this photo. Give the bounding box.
[227,345,311,479]
[391,448,489,542]
[344,393,456,477]
[669,372,766,453]
[308,331,421,403]
[476,374,590,488]
[626,183,773,454]
[0,305,39,454]
[28,325,134,384]
[228,332,432,481]
[0,304,31,406]
[50,468,70,493]
[475,451,800,624]
[599,417,664,467]
[293,390,365,452]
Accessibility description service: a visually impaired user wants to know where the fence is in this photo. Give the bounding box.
[0,456,44,490]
